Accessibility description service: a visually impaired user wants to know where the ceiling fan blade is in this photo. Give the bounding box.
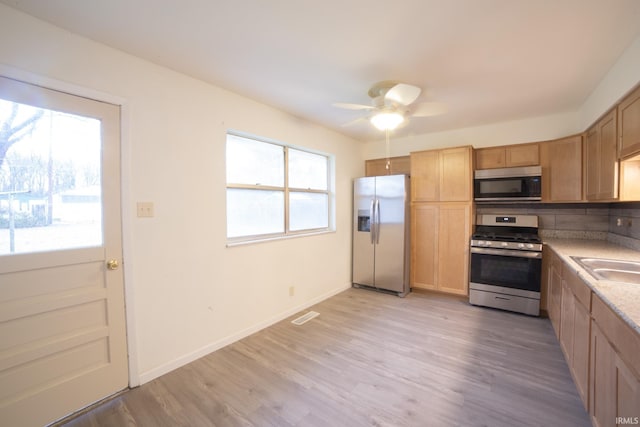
[385,83,422,106]
[332,102,374,110]
[411,102,448,117]
[341,117,368,127]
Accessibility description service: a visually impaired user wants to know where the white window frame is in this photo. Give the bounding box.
[225,131,334,245]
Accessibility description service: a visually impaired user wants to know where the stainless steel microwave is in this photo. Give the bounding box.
[474,166,542,202]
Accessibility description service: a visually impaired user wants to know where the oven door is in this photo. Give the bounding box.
[470,247,542,292]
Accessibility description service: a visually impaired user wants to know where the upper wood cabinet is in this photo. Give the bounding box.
[411,149,440,202]
[618,84,640,159]
[475,143,539,169]
[540,135,583,202]
[365,156,411,177]
[411,146,472,202]
[585,108,619,201]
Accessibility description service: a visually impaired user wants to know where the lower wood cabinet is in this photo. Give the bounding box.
[559,266,591,408]
[546,248,640,426]
[410,202,471,295]
[547,249,563,338]
[590,320,640,427]
[590,294,640,427]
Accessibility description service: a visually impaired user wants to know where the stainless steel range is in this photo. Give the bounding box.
[469,214,542,316]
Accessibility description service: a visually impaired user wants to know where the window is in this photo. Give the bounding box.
[226,132,332,242]
[0,94,103,255]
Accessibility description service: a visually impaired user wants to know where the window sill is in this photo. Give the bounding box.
[226,229,335,248]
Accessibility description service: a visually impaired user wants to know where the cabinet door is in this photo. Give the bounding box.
[545,135,583,202]
[365,158,390,177]
[590,320,617,427]
[619,85,640,159]
[475,147,505,169]
[411,150,440,202]
[507,143,539,167]
[615,353,640,426]
[437,204,471,295]
[440,147,472,202]
[599,109,618,200]
[548,253,563,338]
[573,299,591,409]
[365,156,411,177]
[560,283,575,361]
[590,320,640,427]
[391,156,411,175]
[410,204,438,290]
[587,109,619,201]
[585,126,600,200]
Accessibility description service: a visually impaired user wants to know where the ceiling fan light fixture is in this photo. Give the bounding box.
[370,111,404,131]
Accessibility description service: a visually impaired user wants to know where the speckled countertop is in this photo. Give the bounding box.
[543,238,640,334]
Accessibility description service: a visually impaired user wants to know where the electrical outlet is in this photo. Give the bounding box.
[137,202,154,218]
[289,286,295,297]
[617,218,623,227]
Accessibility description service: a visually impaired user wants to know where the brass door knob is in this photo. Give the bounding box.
[107,259,119,270]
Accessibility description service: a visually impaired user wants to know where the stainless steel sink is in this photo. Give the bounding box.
[571,256,640,284]
[591,268,640,283]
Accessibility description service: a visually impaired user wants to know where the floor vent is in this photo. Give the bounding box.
[291,311,319,326]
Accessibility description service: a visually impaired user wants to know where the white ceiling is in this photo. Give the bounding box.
[4,0,640,141]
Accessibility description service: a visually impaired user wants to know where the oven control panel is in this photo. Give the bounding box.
[470,239,542,252]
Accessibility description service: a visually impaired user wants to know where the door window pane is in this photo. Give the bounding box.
[0,99,102,255]
[288,148,328,190]
[226,189,284,238]
[289,192,328,231]
[226,134,284,187]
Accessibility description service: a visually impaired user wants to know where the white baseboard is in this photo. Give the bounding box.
[137,282,351,385]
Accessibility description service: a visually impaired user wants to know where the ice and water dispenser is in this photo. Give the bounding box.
[357,209,370,232]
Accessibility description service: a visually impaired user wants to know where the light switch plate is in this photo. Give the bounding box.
[137,202,154,218]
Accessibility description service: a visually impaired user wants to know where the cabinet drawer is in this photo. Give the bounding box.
[591,294,640,377]
[563,266,591,310]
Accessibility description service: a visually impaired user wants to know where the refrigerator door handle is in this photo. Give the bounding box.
[375,198,381,244]
[369,199,376,244]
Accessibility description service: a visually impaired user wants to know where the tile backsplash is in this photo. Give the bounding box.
[476,202,640,251]
[608,202,640,250]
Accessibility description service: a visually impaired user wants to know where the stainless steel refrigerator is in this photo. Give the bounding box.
[352,174,410,296]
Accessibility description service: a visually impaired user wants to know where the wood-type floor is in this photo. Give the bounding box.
[60,288,591,427]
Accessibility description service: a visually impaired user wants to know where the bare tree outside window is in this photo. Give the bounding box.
[0,103,43,167]
[0,99,103,255]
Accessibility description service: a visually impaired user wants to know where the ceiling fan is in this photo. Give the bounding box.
[333,81,447,131]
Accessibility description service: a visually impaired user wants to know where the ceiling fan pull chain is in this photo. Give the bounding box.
[385,128,391,173]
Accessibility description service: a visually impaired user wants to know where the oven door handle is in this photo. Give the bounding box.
[470,247,542,259]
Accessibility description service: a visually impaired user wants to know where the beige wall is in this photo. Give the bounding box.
[362,111,579,159]
[363,32,640,159]
[0,4,363,384]
[579,35,640,129]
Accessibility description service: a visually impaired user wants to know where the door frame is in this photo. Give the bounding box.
[0,63,140,388]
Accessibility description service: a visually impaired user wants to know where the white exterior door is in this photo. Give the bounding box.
[0,76,128,427]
